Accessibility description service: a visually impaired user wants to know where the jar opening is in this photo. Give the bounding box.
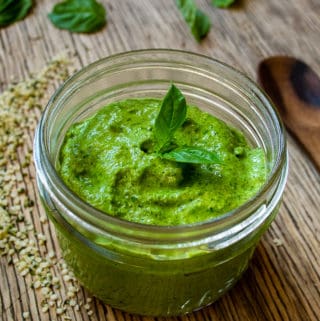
[34,49,288,244]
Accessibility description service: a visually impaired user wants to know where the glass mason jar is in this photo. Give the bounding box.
[34,50,288,316]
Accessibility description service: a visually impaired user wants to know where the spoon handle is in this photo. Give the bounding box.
[288,124,320,171]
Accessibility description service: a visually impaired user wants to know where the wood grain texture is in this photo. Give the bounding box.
[1,1,320,321]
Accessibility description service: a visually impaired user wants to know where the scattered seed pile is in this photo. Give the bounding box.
[0,56,94,320]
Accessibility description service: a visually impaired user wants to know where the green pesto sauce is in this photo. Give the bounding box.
[59,99,266,226]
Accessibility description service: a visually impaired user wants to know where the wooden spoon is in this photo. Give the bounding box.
[258,56,320,171]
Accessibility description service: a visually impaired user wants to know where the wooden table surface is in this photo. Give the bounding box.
[1,1,319,321]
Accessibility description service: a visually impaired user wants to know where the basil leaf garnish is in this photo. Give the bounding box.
[48,0,106,33]
[162,146,221,164]
[212,0,236,8]
[176,0,211,42]
[154,84,221,166]
[0,0,32,27]
[154,84,187,150]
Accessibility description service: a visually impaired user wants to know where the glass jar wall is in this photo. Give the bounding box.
[34,50,288,316]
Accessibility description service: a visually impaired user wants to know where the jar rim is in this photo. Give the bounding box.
[34,49,288,242]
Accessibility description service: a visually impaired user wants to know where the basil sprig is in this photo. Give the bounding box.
[48,0,106,33]
[154,84,187,151]
[176,0,211,42]
[0,0,32,27]
[161,146,221,164]
[154,84,220,165]
[212,0,236,8]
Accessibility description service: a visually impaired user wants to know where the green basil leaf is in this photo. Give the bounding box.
[176,0,211,42]
[162,146,221,164]
[154,84,187,150]
[0,0,32,27]
[212,0,236,8]
[48,0,106,33]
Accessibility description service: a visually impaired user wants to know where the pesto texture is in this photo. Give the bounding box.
[59,98,266,225]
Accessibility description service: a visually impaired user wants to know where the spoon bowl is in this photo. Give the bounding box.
[258,56,320,170]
